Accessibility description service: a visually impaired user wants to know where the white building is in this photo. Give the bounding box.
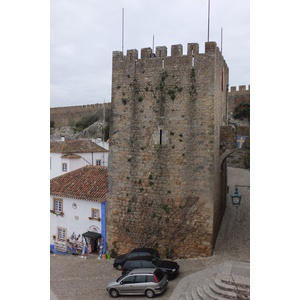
[50,139,108,179]
[92,138,109,150]
[50,165,108,255]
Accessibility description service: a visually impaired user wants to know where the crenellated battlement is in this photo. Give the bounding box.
[227,85,250,114]
[229,85,250,93]
[113,41,222,62]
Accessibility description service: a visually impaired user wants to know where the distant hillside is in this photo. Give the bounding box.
[50,103,111,140]
[50,121,109,141]
[50,103,111,128]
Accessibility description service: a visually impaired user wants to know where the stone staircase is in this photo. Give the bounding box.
[175,261,250,300]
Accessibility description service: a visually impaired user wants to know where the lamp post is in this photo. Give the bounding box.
[231,185,250,209]
[231,186,242,209]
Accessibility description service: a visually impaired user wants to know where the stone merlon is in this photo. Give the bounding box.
[112,42,224,62]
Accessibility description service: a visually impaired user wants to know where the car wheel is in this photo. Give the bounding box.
[109,288,119,298]
[145,289,155,298]
[116,264,122,270]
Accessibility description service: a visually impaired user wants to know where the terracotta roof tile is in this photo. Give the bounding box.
[50,165,107,202]
[60,154,81,159]
[50,140,108,153]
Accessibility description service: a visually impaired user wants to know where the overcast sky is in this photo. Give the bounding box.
[50,0,249,107]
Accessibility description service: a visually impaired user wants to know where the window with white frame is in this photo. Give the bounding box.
[51,198,64,216]
[89,208,100,221]
[57,227,66,241]
[54,198,63,213]
[96,159,101,166]
[62,163,67,172]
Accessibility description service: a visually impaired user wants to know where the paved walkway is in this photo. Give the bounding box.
[170,167,250,299]
[50,289,59,300]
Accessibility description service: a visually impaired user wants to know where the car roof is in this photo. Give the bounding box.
[128,268,158,275]
[124,255,156,262]
[130,248,158,253]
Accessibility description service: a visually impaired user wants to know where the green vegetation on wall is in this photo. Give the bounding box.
[233,101,250,121]
[75,114,99,132]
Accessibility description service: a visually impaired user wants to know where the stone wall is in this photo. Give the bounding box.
[220,126,250,168]
[227,85,250,113]
[107,42,229,258]
[225,85,250,169]
[50,103,111,128]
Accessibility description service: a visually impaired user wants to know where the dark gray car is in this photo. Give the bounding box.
[106,268,168,298]
[113,248,160,270]
[122,256,179,279]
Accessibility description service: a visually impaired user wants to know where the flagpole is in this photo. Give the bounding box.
[207,0,210,42]
[122,8,124,54]
[221,27,223,53]
[153,35,155,53]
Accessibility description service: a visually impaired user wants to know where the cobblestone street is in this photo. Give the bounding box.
[51,167,250,300]
[50,252,237,300]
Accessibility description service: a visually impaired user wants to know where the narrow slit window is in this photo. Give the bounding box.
[222,66,225,91]
[192,56,195,67]
[160,129,163,145]
[162,59,164,69]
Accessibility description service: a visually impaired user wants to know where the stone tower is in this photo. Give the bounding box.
[107,41,229,258]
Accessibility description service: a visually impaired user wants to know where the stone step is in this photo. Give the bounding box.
[215,275,250,294]
[169,261,250,300]
[191,288,202,300]
[203,284,233,300]
[182,276,250,300]
[196,286,213,300]
[218,273,250,288]
[209,282,238,299]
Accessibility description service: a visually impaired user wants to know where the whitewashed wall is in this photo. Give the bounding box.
[92,139,109,150]
[50,153,63,179]
[50,151,108,179]
[50,195,102,245]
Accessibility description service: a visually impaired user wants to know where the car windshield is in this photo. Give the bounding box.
[116,274,127,282]
[151,258,163,267]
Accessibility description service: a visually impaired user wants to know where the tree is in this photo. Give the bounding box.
[233,101,250,121]
[119,195,200,258]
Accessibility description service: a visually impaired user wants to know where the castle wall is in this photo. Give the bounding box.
[107,42,229,257]
[210,43,229,244]
[50,103,111,128]
[220,126,250,168]
[227,85,250,113]
[225,86,250,168]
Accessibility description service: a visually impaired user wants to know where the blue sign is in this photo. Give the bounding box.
[237,136,247,149]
